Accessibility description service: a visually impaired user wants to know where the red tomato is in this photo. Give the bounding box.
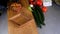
[36,0,43,6]
[42,6,47,13]
[30,1,33,4]
[30,1,35,5]
[38,0,42,1]
[30,0,34,2]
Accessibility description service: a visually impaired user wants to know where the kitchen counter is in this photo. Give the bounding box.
[38,4,60,34]
[0,4,60,34]
[0,11,8,34]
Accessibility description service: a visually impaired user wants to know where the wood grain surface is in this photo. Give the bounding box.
[8,7,38,34]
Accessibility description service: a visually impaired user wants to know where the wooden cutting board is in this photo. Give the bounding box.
[8,7,38,34]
